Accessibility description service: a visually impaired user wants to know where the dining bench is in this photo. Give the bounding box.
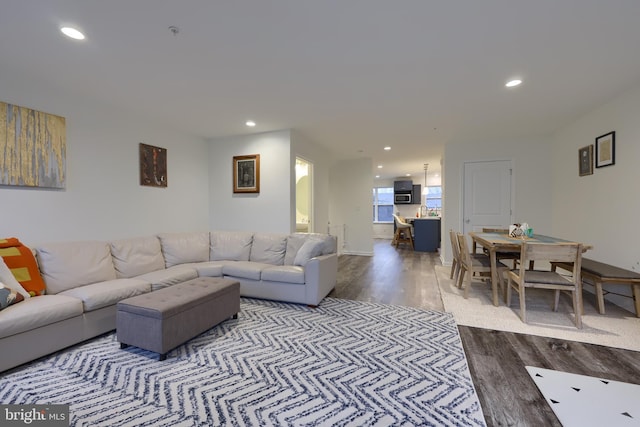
[551,258,640,317]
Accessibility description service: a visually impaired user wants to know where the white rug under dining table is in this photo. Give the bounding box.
[436,265,640,352]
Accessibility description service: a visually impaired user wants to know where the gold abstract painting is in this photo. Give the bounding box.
[0,101,66,188]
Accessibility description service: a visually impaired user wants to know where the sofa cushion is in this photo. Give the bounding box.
[158,232,210,268]
[36,241,117,294]
[0,238,46,296]
[135,266,198,291]
[249,233,287,265]
[0,295,84,338]
[110,236,165,278]
[59,278,151,312]
[261,266,305,284]
[0,256,30,299]
[180,261,224,278]
[222,261,270,281]
[284,233,337,265]
[0,281,25,311]
[293,239,325,266]
[210,231,253,261]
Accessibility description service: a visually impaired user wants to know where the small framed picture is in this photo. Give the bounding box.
[595,131,615,168]
[139,143,167,187]
[233,154,260,193]
[578,145,593,176]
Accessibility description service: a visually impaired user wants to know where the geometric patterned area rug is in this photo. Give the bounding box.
[0,297,486,426]
[526,366,640,427]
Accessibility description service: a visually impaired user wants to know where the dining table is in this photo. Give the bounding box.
[468,232,593,307]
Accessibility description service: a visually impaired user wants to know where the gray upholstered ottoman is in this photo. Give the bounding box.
[116,277,240,360]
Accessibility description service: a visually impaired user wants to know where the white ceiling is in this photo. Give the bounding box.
[2,1,640,182]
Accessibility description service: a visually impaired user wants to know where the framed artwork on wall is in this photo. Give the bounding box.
[139,143,167,187]
[0,100,66,189]
[233,154,260,193]
[595,131,615,168]
[578,145,593,176]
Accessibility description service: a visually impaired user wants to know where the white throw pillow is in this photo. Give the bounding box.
[0,256,30,299]
[293,240,325,266]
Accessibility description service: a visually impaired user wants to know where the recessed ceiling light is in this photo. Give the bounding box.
[384,146,391,151]
[375,175,380,178]
[377,165,383,169]
[245,120,256,127]
[506,79,522,88]
[60,27,85,40]
[405,174,411,177]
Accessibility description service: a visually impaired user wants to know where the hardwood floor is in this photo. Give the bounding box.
[330,239,640,427]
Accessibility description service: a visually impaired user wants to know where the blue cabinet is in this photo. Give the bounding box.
[413,218,441,252]
[412,184,421,204]
[394,180,413,192]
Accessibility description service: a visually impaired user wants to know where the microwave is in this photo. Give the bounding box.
[394,193,412,204]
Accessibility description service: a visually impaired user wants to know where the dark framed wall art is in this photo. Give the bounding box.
[578,145,593,176]
[233,154,260,193]
[595,131,615,168]
[139,143,167,187]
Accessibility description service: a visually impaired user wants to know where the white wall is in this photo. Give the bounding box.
[208,130,293,233]
[329,158,374,255]
[442,136,553,264]
[291,130,332,234]
[551,83,640,311]
[0,72,210,245]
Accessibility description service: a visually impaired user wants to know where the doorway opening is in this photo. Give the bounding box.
[295,157,313,233]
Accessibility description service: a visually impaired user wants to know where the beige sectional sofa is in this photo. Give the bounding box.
[0,231,337,373]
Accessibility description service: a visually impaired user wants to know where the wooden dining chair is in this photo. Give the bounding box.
[449,230,462,284]
[481,227,520,268]
[506,242,583,328]
[457,233,509,299]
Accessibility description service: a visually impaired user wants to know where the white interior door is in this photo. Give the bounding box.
[463,160,512,235]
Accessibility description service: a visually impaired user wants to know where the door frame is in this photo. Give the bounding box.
[295,156,314,233]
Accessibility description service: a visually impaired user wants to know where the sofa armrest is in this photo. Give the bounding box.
[304,253,338,306]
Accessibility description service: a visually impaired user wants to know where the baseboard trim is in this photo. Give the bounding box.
[341,250,374,256]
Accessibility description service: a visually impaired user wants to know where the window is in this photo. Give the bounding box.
[425,186,442,216]
[373,187,394,222]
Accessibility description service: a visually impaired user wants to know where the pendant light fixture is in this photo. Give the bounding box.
[422,163,429,195]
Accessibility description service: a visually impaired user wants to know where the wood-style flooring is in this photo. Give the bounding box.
[329,239,640,427]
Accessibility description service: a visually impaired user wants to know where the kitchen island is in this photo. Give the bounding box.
[411,217,441,252]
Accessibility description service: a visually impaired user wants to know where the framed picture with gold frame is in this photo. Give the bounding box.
[233,154,260,193]
[595,131,615,168]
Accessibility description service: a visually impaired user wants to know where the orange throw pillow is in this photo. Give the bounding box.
[0,238,46,296]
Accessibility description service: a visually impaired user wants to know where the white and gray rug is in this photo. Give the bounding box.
[527,366,640,427]
[0,297,485,426]
[436,265,640,352]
